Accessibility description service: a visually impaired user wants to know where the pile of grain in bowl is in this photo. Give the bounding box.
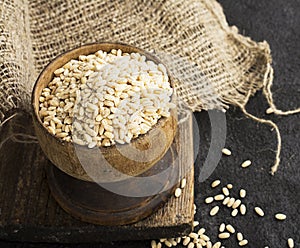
[38,48,175,148]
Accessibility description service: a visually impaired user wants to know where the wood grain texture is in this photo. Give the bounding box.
[0,111,194,243]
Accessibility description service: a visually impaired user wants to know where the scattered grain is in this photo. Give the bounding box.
[188,243,195,248]
[218,232,230,239]
[222,197,230,205]
[196,244,202,248]
[288,238,294,248]
[205,197,214,204]
[239,239,248,246]
[275,213,286,220]
[169,238,177,246]
[240,204,247,215]
[232,199,242,209]
[210,206,220,216]
[227,184,233,189]
[222,187,230,196]
[226,224,235,234]
[200,234,210,241]
[199,239,206,246]
[183,237,191,246]
[214,194,225,201]
[241,160,252,168]
[231,209,238,217]
[237,232,243,241]
[189,232,198,239]
[219,223,225,232]
[151,240,157,248]
[197,228,206,235]
[240,189,246,198]
[206,241,212,248]
[254,207,264,217]
[222,148,232,156]
[193,221,200,227]
[227,197,235,208]
[211,180,221,188]
[175,188,182,198]
[212,242,221,248]
[164,240,172,247]
[181,178,187,189]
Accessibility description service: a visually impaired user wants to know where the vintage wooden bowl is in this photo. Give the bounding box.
[32,42,177,182]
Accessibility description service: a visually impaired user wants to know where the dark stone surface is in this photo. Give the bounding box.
[1,0,299,247]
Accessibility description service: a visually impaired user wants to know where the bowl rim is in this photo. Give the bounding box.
[31,41,177,149]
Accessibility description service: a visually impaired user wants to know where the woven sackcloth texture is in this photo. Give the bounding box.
[0,0,299,172]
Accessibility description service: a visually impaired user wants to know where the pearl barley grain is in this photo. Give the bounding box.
[151,240,157,248]
[175,188,182,198]
[223,197,230,205]
[213,242,221,248]
[164,240,172,247]
[240,204,247,215]
[222,148,231,156]
[39,49,174,148]
[240,189,246,198]
[189,232,198,239]
[231,209,238,217]
[205,197,214,204]
[169,239,177,246]
[227,183,233,189]
[206,241,212,248]
[193,221,199,227]
[239,240,248,246]
[232,199,242,209]
[218,232,230,239]
[200,234,210,242]
[254,207,265,217]
[275,213,286,220]
[237,232,243,241]
[188,243,195,248]
[181,178,187,189]
[222,187,230,196]
[211,180,221,188]
[183,237,191,246]
[210,206,220,216]
[219,223,225,232]
[214,194,225,201]
[288,238,294,248]
[226,224,235,234]
[198,228,206,235]
[227,197,235,208]
[241,160,252,168]
[199,239,207,246]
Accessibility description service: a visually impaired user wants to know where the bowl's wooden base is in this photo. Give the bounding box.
[0,111,194,243]
[46,144,179,226]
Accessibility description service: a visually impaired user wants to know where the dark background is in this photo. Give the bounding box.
[1,0,299,247]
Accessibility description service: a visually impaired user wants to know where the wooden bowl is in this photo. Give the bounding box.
[32,42,177,182]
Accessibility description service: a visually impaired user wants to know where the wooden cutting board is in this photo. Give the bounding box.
[0,111,194,243]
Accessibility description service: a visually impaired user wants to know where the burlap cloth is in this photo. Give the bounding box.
[0,0,299,173]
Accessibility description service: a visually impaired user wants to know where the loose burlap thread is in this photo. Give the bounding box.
[0,0,299,173]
